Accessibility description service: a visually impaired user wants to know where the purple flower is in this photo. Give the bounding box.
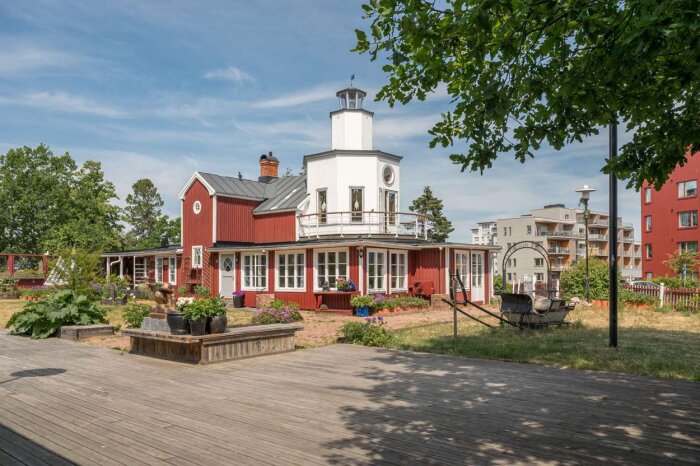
[364,317,371,323]
[377,316,384,322]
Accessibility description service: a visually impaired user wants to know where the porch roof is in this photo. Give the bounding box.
[102,244,181,258]
[208,239,500,253]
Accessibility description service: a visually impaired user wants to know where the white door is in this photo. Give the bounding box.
[471,252,485,302]
[219,255,235,297]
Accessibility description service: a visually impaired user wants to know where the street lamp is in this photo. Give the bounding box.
[576,185,596,302]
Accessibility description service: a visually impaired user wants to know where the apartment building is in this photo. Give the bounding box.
[496,204,642,287]
[471,221,498,274]
[641,152,699,280]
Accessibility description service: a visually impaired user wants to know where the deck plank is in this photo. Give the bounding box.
[0,331,698,465]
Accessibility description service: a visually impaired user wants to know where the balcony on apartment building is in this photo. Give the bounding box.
[547,247,571,255]
[588,233,608,241]
[297,211,429,240]
[537,229,582,239]
[550,263,566,271]
[590,248,608,257]
[590,217,609,227]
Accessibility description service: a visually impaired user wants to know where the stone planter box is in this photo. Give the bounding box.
[123,323,303,365]
[60,324,115,341]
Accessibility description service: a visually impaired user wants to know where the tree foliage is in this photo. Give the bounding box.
[560,257,619,300]
[663,249,700,277]
[122,178,179,249]
[355,0,699,189]
[409,186,454,242]
[49,248,103,296]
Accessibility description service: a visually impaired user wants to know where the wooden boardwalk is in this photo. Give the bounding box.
[0,331,698,465]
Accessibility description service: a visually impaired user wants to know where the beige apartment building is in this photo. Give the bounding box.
[492,204,642,288]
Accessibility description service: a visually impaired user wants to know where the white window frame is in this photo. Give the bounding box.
[350,186,364,223]
[471,252,484,288]
[678,179,697,198]
[192,246,203,269]
[314,248,349,291]
[168,257,177,284]
[645,187,652,203]
[455,251,470,289]
[679,210,698,228]
[276,250,306,292]
[389,250,408,292]
[155,257,164,283]
[645,215,652,231]
[366,248,387,293]
[679,241,698,252]
[241,252,268,291]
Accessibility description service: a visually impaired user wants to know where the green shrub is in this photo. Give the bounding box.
[494,274,513,293]
[5,290,107,339]
[122,303,152,328]
[389,296,428,309]
[176,285,188,295]
[194,285,210,297]
[338,319,393,347]
[650,276,699,289]
[675,295,700,314]
[560,258,621,300]
[252,305,303,325]
[620,289,657,305]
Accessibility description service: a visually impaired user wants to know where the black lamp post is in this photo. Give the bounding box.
[576,185,596,302]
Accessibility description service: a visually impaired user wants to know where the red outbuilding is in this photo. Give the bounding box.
[103,87,499,310]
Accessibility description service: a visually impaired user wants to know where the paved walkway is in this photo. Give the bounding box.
[0,331,698,465]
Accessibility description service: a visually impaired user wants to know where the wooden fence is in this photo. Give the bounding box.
[624,284,700,311]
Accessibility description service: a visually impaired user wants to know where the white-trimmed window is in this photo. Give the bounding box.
[168,257,177,284]
[367,249,386,292]
[678,180,697,198]
[155,257,163,282]
[679,210,698,228]
[471,253,484,287]
[277,251,305,291]
[315,249,348,289]
[645,215,652,231]
[192,246,203,269]
[455,252,469,288]
[389,251,407,292]
[242,253,267,290]
[645,187,652,203]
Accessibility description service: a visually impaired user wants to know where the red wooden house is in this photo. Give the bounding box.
[103,87,499,309]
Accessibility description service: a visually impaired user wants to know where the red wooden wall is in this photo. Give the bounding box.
[254,212,297,243]
[216,197,257,243]
[182,180,213,253]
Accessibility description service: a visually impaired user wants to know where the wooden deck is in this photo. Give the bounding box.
[0,331,698,465]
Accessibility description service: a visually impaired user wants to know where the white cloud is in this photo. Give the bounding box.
[233,119,327,148]
[0,44,82,76]
[374,114,439,143]
[251,83,341,109]
[204,66,254,83]
[0,91,127,118]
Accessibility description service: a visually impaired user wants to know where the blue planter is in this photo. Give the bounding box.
[355,306,370,317]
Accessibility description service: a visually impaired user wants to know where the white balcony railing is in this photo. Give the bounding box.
[297,211,429,240]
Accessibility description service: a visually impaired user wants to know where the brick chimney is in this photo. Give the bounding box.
[258,151,279,183]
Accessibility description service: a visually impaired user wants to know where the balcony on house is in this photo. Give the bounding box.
[297,211,429,240]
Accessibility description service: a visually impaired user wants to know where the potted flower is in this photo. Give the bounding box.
[168,297,193,335]
[181,298,209,336]
[350,295,374,317]
[336,276,348,291]
[232,290,245,308]
[207,297,228,334]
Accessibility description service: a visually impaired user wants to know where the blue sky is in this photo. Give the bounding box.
[0,0,641,241]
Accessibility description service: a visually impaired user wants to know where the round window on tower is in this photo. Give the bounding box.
[383,165,395,186]
[193,201,202,215]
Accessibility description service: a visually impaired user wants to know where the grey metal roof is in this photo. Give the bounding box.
[198,172,267,199]
[254,175,307,214]
[198,172,307,214]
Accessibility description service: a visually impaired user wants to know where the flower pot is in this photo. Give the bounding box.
[355,306,370,317]
[233,295,244,308]
[209,314,228,334]
[189,317,207,336]
[166,312,189,335]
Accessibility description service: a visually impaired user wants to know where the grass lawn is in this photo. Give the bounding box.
[392,304,700,381]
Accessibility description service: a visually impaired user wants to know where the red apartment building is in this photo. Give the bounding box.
[102,87,498,310]
[641,152,699,280]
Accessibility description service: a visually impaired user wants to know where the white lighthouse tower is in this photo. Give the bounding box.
[331,87,373,150]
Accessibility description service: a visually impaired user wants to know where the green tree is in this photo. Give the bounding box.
[48,247,102,296]
[355,0,699,189]
[123,179,166,249]
[44,160,123,252]
[0,145,75,253]
[664,249,700,278]
[154,215,182,245]
[409,186,454,242]
[560,258,621,300]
